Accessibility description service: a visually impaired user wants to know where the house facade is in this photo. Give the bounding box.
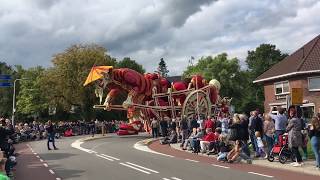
[254,35,320,121]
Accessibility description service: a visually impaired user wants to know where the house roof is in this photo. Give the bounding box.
[254,34,320,83]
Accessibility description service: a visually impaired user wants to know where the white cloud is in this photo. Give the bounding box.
[0,0,319,76]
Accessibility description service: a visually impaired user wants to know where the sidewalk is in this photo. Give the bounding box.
[168,142,320,176]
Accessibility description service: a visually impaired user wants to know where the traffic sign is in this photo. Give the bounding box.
[291,88,303,105]
[0,82,12,87]
[0,75,12,80]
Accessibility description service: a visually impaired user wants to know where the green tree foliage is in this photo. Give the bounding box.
[183,53,248,112]
[246,44,288,79]
[0,62,14,117]
[16,67,48,118]
[245,44,288,113]
[43,44,116,121]
[115,57,145,74]
[156,58,169,77]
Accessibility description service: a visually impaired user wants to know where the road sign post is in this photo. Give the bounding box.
[291,88,303,105]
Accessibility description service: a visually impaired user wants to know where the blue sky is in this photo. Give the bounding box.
[1,0,320,75]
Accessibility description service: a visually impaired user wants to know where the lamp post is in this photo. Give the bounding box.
[12,78,28,126]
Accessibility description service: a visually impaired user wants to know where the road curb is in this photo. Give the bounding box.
[148,140,320,176]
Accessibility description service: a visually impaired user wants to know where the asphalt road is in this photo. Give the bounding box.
[26,134,280,180]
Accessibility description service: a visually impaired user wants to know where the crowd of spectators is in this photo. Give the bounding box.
[157,105,320,170]
[0,117,122,178]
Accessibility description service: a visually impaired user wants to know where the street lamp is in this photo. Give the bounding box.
[12,78,29,126]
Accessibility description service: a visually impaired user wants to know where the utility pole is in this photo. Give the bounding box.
[12,78,28,126]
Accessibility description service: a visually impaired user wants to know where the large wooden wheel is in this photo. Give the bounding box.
[182,90,211,120]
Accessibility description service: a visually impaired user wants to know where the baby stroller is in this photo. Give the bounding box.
[267,134,296,164]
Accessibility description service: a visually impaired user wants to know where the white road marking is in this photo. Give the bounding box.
[119,162,151,174]
[171,177,183,180]
[33,152,37,155]
[125,162,159,173]
[96,154,114,161]
[43,163,48,167]
[211,164,230,169]
[36,155,40,158]
[162,178,171,180]
[49,169,55,174]
[101,154,120,161]
[248,172,274,178]
[40,159,44,162]
[185,159,199,163]
[56,178,61,180]
[134,141,174,158]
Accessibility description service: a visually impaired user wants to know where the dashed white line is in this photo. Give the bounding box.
[185,159,199,163]
[101,154,120,161]
[56,178,61,180]
[36,155,40,158]
[171,177,182,180]
[211,164,230,169]
[96,154,114,161]
[125,162,159,173]
[43,163,48,167]
[119,162,151,174]
[49,169,55,174]
[162,178,171,180]
[33,152,37,155]
[40,159,44,162]
[248,172,274,178]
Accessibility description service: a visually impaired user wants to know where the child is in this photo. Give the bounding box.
[227,140,242,163]
[217,134,230,162]
[255,131,266,157]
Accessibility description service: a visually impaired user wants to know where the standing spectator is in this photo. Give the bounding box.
[249,110,263,157]
[269,107,288,137]
[169,118,177,131]
[160,117,168,137]
[180,116,189,147]
[101,121,106,136]
[286,106,303,167]
[308,117,320,170]
[264,114,275,158]
[151,118,159,138]
[204,116,215,132]
[239,114,250,157]
[189,115,199,131]
[46,120,58,150]
[220,113,230,135]
[89,120,95,137]
[229,114,242,142]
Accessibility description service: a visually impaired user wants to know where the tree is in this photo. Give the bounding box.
[156,58,169,77]
[16,66,48,118]
[246,44,288,79]
[42,44,116,121]
[245,44,288,112]
[115,57,145,74]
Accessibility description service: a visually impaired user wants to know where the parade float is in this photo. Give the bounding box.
[83,66,231,135]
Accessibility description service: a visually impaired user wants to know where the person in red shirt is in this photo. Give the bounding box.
[204,116,215,132]
[200,128,217,153]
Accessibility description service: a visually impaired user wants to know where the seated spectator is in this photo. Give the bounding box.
[200,128,217,153]
[227,140,242,163]
[182,128,197,150]
[190,127,204,153]
[217,134,231,162]
[160,129,177,145]
[207,128,222,154]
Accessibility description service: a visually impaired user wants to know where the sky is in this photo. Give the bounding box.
[1,0,320,75]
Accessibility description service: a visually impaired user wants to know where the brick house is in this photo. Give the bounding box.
[253,35,320,121]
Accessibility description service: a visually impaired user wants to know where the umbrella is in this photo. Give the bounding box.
[83,66,113,86]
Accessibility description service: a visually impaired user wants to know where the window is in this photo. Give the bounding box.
[274,81,289,95]
[308,76,320,91]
